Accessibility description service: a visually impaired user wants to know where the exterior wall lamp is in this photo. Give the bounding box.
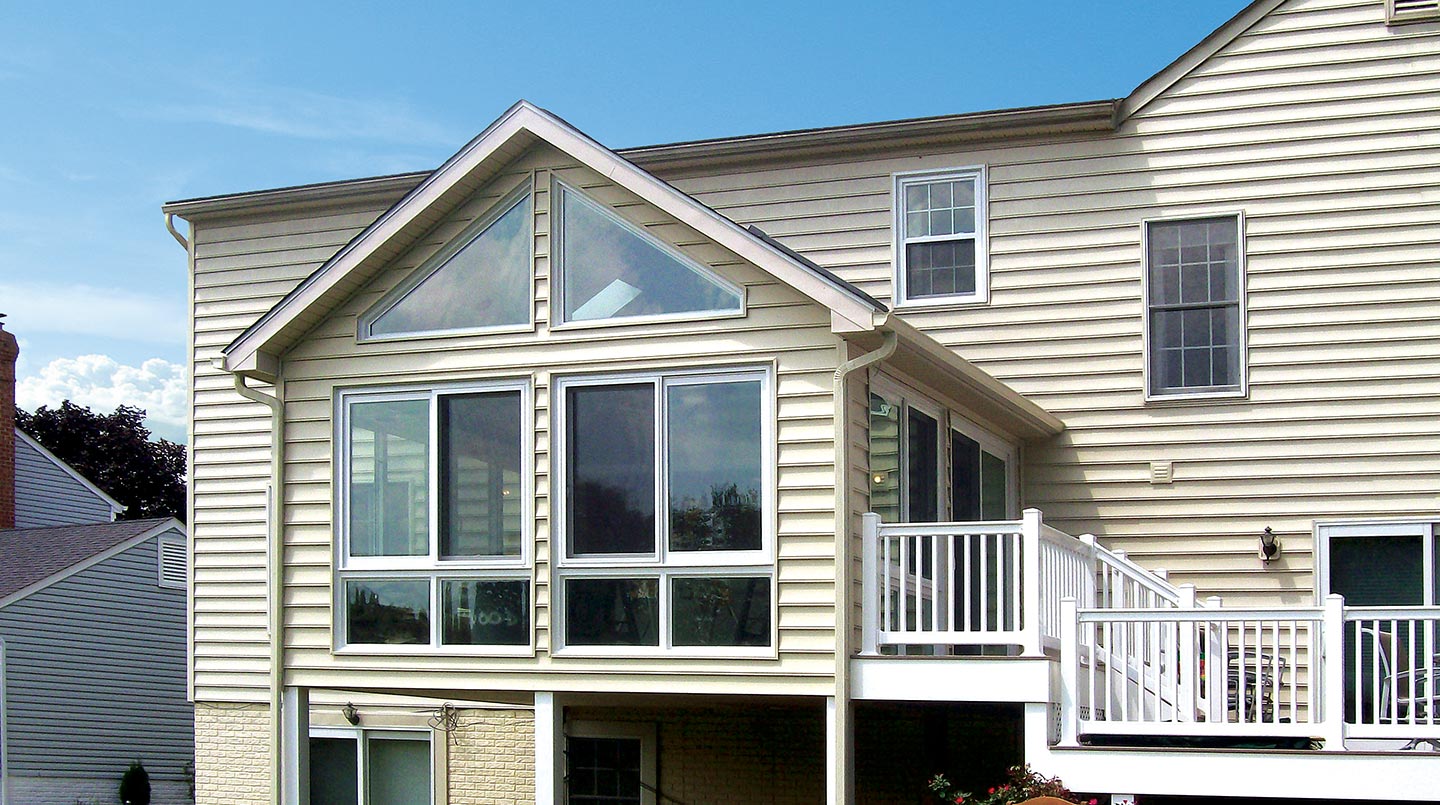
[1259,527,1281,563]
[343,702,361,725]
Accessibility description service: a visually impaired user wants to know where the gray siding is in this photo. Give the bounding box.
[0,530,193,781]
[13,436,116,528]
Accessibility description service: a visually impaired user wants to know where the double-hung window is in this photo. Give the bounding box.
[337,382,531,652]
[1145,215,1246,398]
[555,368,774,654]
[895,168,988,306]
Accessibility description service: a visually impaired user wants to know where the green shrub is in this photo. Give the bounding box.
[119,760,151,805]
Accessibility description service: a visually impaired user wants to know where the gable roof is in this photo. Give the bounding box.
[219,101,889,380]
[0,517,180,605]
[15,429,125,517]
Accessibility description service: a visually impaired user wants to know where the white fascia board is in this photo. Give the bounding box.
[223,101,881,369]
[0,519,184,609]
[1118,0,1286,122]
[14,429,125,516]
[851,656,1053,703]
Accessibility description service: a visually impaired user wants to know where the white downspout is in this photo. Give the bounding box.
[228,365,287,805]
[829,327,896,805]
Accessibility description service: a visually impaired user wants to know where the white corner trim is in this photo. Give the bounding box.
[0,520,184,609]
[14,430,125,516]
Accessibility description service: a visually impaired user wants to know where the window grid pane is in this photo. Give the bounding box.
[567,737,643,805]
[1148,217,1241,393]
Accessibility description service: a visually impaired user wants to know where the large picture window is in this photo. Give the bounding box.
[894,168,988,306]
[337,383,531,652]
[1145,214,1245,398]
[556,369,773,653]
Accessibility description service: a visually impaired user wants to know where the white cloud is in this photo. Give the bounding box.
[0,281,184,346]
[17,354,187,437]
[157,82,461,147]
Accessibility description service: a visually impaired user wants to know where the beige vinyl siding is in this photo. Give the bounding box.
[190,193,411,702]
[651,0,1440,606]
[275,143,842,696]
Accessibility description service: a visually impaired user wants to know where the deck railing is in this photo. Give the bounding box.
[860,509,1180,657]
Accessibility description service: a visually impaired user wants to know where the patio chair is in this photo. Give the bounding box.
[1358,625,1440,724]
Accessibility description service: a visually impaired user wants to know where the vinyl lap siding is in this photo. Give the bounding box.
[279,144,842,695]
[659,0,1439,606]
[0,535,192,780]
[13,436,115,527]
[191,194,410,702]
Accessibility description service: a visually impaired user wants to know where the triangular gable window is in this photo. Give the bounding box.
[555,182,743,324]
[361,188,532,339]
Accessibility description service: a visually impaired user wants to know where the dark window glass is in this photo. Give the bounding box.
[567,736,643,805]
[868,393,902,523]
[907,409,939,522]
[346,579,430,645]
[951,430,981,522]
[1330,536,1423,606]
[440,391,523,558]
[441,579,529,645]
[565,578,659,646]
[1147,217,1242,394]
[567,384,655,556]
[672,577,771,647]
[349,399,429,557]
[668,381,762,552]
[367,737,431,805]
[309,737,359,805]
[980,450,1008,520]
[906,240,976,298]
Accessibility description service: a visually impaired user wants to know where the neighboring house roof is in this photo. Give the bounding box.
[14,429,125,518]
[216,101,891,379]
[0,517,180,605]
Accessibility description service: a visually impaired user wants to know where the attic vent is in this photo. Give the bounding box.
[1389,0,1440,23]
[158,534,187,589]
[1150,461,1174,485]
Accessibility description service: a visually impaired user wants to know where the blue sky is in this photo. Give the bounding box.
[0,0,1248,441]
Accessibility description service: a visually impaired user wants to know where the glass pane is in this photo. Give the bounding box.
[441,580,529,646]
[370,193,531,336]
[560,186,741,322]
[980,450,1008,520]
[567,737,643,805]
[349,400,429,557]
[950,430,981,522]
[672,577,771,647]
[1330,536,1423,606]
[440,391,522,558]
[309,737,358,805]
[668,381,762,552]
[565,578,659,646]
[907,409,939,522]
[367,737,431,805]
[346,579,430,645]
[905,240,976,299]
[567,384,656,556]
[869,393,902,523]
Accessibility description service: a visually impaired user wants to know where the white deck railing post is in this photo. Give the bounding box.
[861,513,882,657]
[1205,595,1225,722]
[1021,508,1044,656]
[1322,593,1347,750]
[1176,584,1198,722]
[1059,597,1081,747]
[1079,534,1097,608]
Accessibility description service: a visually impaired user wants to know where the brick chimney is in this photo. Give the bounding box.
[0,315,17,529]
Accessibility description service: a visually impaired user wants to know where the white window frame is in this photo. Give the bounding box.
[310,726,436,805]
[1141,211,1248,401]
[157,533,187,589]
[893,166,990,307]
[357,181,535,342]
[552,366,777,658]
[1315,519,1439,604]
[550,179,746,331]
[870,373,1019,522]
[334,379,534,655]
[564,721,657,805]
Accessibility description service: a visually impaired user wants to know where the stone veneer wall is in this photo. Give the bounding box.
[447,708,536,804]
[194,703,271,805]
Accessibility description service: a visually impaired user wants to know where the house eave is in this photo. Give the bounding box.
[161,172,428,221]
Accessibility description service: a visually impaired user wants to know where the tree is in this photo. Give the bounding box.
[15,401,186,522]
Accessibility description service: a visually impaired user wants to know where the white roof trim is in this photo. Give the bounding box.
[1118,0,1287,122]
[222,101,884,372]
[14,429,125,516]
[0,519,184,609]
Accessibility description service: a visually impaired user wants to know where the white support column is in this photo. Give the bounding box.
[1205,596,1225,723]
[1021,508,1044,656]
[1058,598,1080,747]
[861,513,882,657]
[825,696,853,805]
[1176,584,1198,722]
[1322,594,1347,750]
[281,686,309,805]
[535,692,564,805]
